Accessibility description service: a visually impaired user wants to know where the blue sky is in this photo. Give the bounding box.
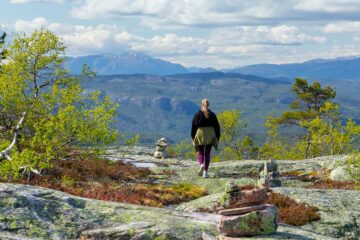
[1,0,360,68]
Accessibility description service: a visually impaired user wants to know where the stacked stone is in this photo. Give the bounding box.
[153,137,168,159]
[259,158,281,188]
[217,182,278,238]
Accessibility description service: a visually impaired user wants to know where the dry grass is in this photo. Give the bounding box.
[281,169,330,182]
[266,192,320,226]
[19,180,207,207]
[11,153,207,207]
[44,155,151,182]
[307,179,356,190]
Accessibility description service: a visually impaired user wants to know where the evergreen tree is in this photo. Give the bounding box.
[261,78,360,159]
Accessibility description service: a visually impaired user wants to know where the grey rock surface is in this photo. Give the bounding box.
[0,183,220,240]
[330,166,352,182]
[0,148,357,240]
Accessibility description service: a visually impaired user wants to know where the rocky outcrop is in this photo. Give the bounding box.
[1,148,358,240]
[0,183,220,240]
[0,183,338,240]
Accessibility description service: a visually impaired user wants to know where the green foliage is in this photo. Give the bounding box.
[173,140,197,159]
[61,175,75,188]
[261,78,360,159]
[215,110,258,160]
[0,29,118,180]
[124,133,140,147]
[118,132,141,157]
[346,153,360,189]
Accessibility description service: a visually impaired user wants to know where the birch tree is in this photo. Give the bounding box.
[0,29,118,180]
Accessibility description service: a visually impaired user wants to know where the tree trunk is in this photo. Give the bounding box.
[0,112,26,161]
[305,132,311,159]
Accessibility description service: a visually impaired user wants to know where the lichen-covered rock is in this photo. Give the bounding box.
[220,188,268,209]
[80,222,171,240]
[330,166,352,181]
[224,181,239,193]
[273,188,360,239]
[0,183,220,240]
[217,205,278,237]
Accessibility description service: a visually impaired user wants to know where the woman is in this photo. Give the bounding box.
[191,99,220,178]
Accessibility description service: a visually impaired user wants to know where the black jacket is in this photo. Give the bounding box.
[191,110,221,140]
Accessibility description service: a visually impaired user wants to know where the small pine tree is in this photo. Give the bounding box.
[261,78,360,159]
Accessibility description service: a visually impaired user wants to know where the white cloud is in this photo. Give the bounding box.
[71,0,360,29]
[131,34,208,56]
[14,17,49,33]
[12,18,127,54]
[8,17,332,67]
[10,0,64,3]
[71,0,293,28]
[323,21,360,33]
[211,25,326,46]
[294,0,360,13]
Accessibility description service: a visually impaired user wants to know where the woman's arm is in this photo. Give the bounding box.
[191,112,198,140]
[213,113,221,141]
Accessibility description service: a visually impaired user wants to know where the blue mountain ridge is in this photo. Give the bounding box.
[66,52,360,81]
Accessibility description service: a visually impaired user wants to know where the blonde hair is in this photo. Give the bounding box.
[201,99,210,118]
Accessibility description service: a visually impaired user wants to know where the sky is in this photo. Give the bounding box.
[1,0,360,68]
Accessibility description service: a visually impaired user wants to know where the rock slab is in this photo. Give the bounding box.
[330,166,352,182]
[217,205,278,237]
[218,205,266,216]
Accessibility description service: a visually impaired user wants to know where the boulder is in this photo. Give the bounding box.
[330,166,352,182]
[217,205,278,237]
[153,151,164,159]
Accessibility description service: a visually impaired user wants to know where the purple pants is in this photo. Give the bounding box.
[198,144,212,171]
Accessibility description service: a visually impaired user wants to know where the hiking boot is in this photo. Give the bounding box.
[203,170,209,178]
[197,165,204,176]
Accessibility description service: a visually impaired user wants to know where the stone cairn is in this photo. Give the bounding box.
[216,182,278,239]
[259,158,281,188]
[153,137,168,159]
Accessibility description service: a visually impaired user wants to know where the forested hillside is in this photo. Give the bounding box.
[82,73,360,144]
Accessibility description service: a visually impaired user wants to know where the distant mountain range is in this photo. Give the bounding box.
[66,52,188,76]
[66,53,360,80]
[227,56,360,80]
